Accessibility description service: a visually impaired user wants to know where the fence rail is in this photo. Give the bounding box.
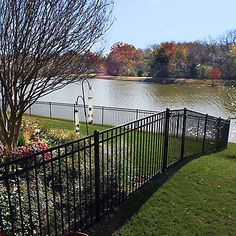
[26,100,158,127]
[0,108,230,235]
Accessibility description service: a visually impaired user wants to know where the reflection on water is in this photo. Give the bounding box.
[41,79,236,142]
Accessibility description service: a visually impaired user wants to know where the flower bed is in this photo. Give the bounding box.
[0,118,78,163]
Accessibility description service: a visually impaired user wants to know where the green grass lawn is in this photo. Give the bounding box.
[87,143,236,236]
[24,115,111,137]
[23,115,233,236]
[18,115,234,236]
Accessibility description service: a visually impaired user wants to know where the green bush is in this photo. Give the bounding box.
[137,70,144,77]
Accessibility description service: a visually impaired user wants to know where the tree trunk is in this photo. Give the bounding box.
[0,113,23,159]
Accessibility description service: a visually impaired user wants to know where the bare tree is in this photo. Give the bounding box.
[0,0,113,154]
[219,29,236,50]
[217,29,236,78]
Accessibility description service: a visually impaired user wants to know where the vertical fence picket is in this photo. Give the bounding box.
[181,108,187,159]
[202,114,208,153]
[102,106,104,126]
[49,102,52,118]
[29,106,32,116]
[196,118,200,141]
[0,208,3,233]
[216,117,221,150]
[94,130,101,221]
[176,113,180,138]
[162,108,170,171]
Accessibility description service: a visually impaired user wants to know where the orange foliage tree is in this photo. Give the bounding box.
[106,42,141,76]
[151,42,188,78]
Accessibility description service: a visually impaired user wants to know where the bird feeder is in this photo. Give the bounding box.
[74,103,80,134]
[87,95,94,124]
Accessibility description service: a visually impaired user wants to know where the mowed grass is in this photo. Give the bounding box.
[115,143,236,236]
[103,126,213,180]
[24,115,111,137]
[87,143,236,236]
[24,115,236,235]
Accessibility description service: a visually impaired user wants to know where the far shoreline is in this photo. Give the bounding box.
[95,75,236,87]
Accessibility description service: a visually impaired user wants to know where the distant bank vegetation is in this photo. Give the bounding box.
[91,29,236,81]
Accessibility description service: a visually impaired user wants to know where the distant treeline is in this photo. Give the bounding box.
[97,29,236,80]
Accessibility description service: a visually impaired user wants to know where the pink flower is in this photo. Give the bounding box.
[33,137,40,142]
[42,144,48,149]
[44,152,51,159]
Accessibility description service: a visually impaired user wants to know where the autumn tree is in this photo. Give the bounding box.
[68,51,103,74]
[150,46,170,78]
[228,44,236,78]
[106,42,141,76]
[168,44,188,78]
[136,49,151,77]
[187,42,211,77]
[0,0,113,155]
[208,68,222,80]
[138,45,160,77]
[149,42,188,78]
[196,64,212,79]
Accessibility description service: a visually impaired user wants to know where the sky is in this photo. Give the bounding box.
[102,0,236,53]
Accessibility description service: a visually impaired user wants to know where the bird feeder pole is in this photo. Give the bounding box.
[81,78,92,135]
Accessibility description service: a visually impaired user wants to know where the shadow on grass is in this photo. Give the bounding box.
[85,151,216,236]
[226,154,236,160]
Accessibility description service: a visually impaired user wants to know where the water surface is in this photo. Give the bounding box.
[41,79,236,141]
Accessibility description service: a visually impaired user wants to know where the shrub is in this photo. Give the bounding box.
[208,68,222,79]
[44,129,78,146]
[137,70,144,77]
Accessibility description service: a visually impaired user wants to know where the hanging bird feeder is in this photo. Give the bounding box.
[74,102,80,134]
[87,94,94,124]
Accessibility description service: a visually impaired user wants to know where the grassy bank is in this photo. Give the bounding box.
[95,75,236,87]
[95,75,150,81]
[87,143,236,236]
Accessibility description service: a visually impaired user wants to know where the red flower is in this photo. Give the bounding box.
[33,137,40,142]
[14,136,51,160]
[44,152,51,159]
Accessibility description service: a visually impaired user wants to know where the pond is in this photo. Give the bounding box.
[41,78,236,142]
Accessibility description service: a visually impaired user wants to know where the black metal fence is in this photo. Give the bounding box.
[0,108,230,235]
[26,100,157,126]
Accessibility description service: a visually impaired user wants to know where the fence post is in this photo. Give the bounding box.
[73,104,75,122]
[136,109,139,120]
[180,108,187,159]
[202,114,208,153]
[29,106,32,116]
[216,117,221,150]
[49,102,52,119]
[94,130,100,221]
[162,108,170,171]
[102,106,104,126]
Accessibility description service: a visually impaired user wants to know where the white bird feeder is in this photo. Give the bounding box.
[87,95,94,124]
[74,103,80,134]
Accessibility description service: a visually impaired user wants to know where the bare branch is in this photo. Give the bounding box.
[0,0,113,151]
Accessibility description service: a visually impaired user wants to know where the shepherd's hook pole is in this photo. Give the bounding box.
[82,78,92,135]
